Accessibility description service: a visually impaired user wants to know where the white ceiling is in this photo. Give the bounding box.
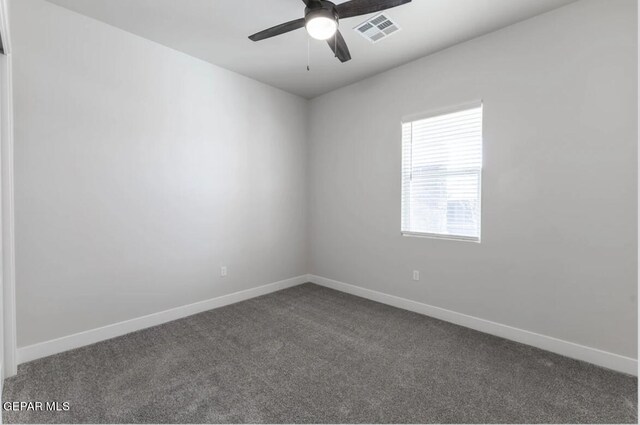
[45,0,577,98]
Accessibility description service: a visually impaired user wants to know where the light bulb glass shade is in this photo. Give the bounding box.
[305,13,338,40]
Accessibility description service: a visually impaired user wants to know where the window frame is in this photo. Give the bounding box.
[400,101,484,243]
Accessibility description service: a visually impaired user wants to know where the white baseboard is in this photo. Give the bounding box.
[17,275,310,364]
[16,274,637,377]
[309,274,638,376]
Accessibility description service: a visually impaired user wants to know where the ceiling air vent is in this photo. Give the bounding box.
[353,13,401,43]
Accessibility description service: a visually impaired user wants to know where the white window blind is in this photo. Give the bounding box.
[401,104,483,241]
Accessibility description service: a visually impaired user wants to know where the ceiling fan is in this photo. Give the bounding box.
[248,0,412,63]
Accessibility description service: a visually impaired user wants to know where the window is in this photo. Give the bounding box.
[401,103,483,241]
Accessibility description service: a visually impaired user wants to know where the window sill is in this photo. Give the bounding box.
[401,231,481,243]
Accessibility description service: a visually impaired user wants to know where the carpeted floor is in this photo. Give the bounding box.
[2,283,637,424]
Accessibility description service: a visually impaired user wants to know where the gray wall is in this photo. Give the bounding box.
[309,0,638,358]
[13,0,308,347]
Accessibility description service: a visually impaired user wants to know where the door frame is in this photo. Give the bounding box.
[0,0,17,379]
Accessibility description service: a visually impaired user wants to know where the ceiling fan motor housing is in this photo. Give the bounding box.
[305,1,339,28]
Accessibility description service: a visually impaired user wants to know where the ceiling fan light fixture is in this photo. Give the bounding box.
[305,8,338,40]
[248,0,412,63]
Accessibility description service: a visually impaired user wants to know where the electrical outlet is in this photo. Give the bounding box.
[220,266,227,277]
[412,270,420,281]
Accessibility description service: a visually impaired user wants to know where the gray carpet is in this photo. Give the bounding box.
[2,283,637,424]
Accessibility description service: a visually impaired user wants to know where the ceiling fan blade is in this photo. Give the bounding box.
[249,18,306,41]
[336,0,411,19]
[327,30,351,63]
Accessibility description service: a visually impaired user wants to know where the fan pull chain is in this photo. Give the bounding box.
[307,36,310,71]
